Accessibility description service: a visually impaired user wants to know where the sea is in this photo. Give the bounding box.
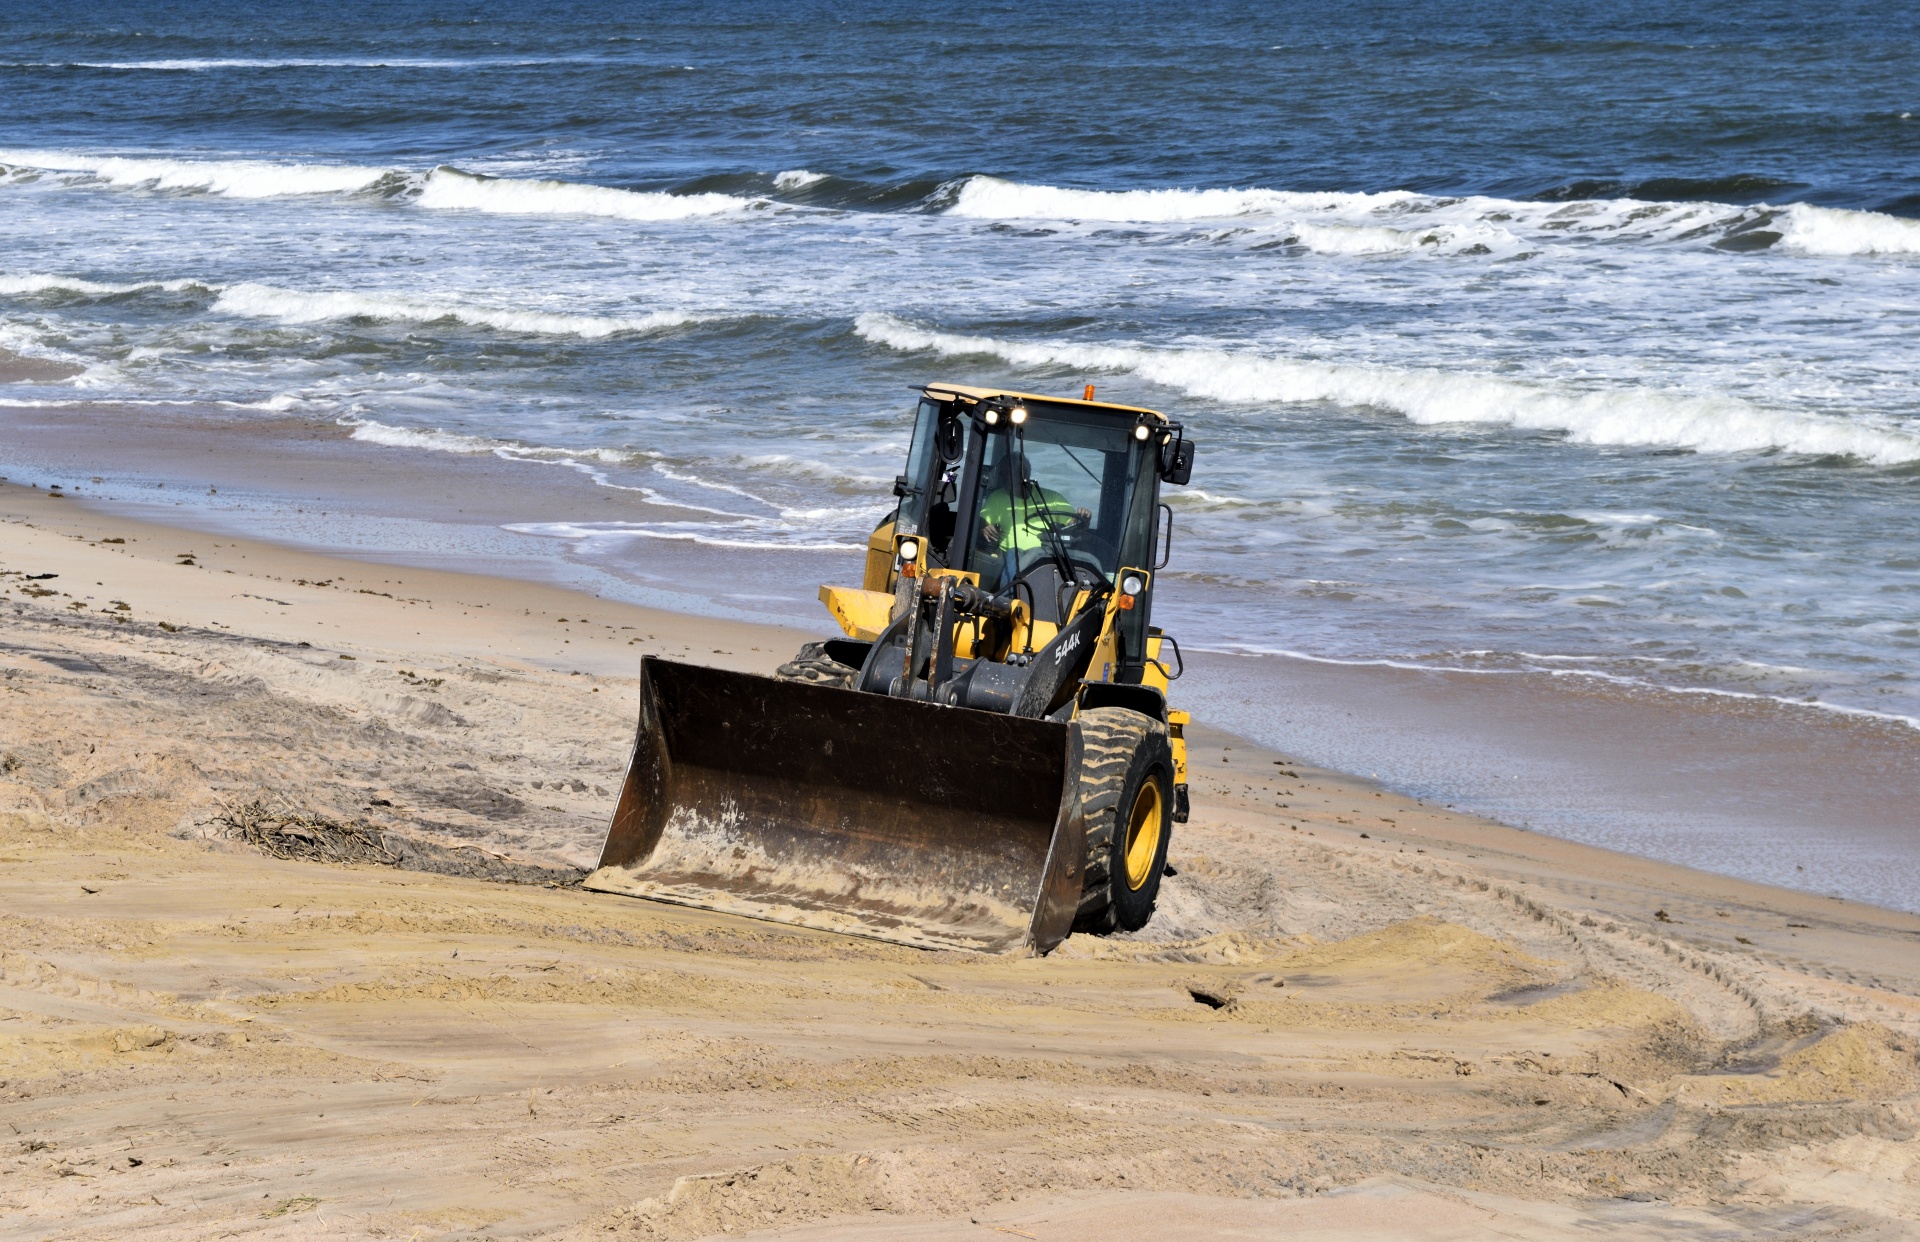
[3,2,1917,906]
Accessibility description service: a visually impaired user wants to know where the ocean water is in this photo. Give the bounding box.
[3,5,1918,819]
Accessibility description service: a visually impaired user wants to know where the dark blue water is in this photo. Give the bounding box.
[3,1,1919,905]
[7,1,1917,209]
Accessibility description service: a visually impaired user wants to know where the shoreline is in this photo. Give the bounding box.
[3,475,1915,930]
[4,393,1917,913]
[7,475,1920,1237]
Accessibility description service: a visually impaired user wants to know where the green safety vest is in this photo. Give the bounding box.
[976,484,1077,556]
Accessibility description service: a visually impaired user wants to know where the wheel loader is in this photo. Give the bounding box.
[584,383,1197,954]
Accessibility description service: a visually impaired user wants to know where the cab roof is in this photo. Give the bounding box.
[921,382,1168,423]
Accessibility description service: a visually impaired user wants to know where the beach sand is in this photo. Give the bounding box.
[4,480,1920,1239]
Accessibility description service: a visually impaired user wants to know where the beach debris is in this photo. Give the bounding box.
[214,798,397,867]
[261,1196,320,1219]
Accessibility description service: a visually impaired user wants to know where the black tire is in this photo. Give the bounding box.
[1072,706,1174,935]
[771,640,858,690]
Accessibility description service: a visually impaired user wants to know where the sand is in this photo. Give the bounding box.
[4,481,1920,1240]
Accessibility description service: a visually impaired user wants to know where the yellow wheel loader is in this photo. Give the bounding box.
[585,383,1196,954]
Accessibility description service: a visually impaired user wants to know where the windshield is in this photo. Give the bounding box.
[962,406,1150,598]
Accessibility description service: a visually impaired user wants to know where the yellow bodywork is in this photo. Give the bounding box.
[862,519,897,592]
[924,383,1169,426]
[819,585,894,642]
[821,559,1188,800]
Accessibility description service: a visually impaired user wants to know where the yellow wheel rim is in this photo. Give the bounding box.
[1122,777,1164,891]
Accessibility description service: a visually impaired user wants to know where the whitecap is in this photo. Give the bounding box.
[342,419,509,454]
[946,175,1415,222]
[0,271,210,298]
[773,169,827,190]
[1775,203,1920,257]
[0,148,393,198]
[854,313,1920,465]
[213,281,706,338]
[415,166,760,221]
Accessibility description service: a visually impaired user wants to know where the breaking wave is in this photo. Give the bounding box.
[0,148,392,198]
[0,150,766,221]
[414,166,762,221]
[6,152,1913,258]
[855,313,1920,464]
[0,272,209,298]
[942,175,1920,258]
[343,419,509,454]
[1776,203,1920,256]
[213,281,709,338]
[947,176,1414,222]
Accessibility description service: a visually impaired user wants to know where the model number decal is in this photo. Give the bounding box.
[1054,630,1083,664]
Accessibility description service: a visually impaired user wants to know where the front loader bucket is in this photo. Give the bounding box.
[583,658,1087,954]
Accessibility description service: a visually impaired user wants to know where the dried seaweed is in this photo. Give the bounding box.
[214,798,397,866]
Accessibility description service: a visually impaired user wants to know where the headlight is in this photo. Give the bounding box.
[1122,574,1144,596]
[1009,404,1028,425]
[1133,423,1150,441]
[899,539,919,562]
[984,408,1000,426]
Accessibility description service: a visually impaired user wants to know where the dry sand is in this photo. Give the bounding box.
[4,482,1919,1240]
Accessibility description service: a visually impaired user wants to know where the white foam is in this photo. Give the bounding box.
[506,520,863,553]
[947,175,1414,222]
[415,166,759,222]
[343,419,508,454]
[340,417,651,476]
[737,452,895,489]
[773,169,827,190]
[1287,221,1514,256]
[0,150,766,222]
[940,174,1920,263]
[1202,643,1920,732]
[213,281,705,338]
[225,393,306,412]
[0,271,208,297]
[854,313,1920,465]
[1776,203,1920,257]
[0,148,392,198]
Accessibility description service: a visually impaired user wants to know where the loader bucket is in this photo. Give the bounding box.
[583,658,1087,954]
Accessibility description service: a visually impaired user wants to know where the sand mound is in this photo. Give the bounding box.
[1683,1022,1920,1106]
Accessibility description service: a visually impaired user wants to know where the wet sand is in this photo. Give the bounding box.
[5,482,1920,1239]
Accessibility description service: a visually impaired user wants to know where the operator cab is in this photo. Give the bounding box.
[891,384,1194,679]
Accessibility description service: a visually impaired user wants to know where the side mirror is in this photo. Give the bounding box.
[1160,437,1195,485]
[936,413,965,463]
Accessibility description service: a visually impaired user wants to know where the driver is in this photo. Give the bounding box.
[973,450,1090,590]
